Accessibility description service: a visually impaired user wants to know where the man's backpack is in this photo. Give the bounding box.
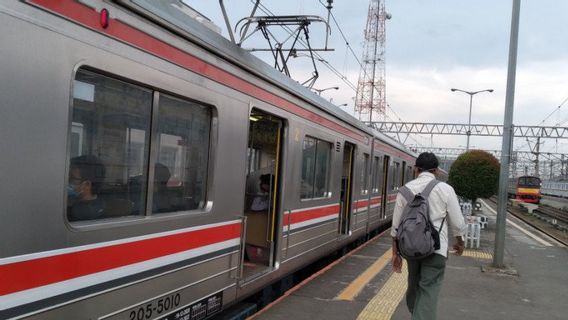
[396,180,445,260]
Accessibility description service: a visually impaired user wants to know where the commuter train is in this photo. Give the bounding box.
[0,1,423,319]
[508,176,542,204]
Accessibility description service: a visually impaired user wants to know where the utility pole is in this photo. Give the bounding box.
[512,151,517,177]
[534,137,540,177]
[494,0,521,269]
[560,155,566,179]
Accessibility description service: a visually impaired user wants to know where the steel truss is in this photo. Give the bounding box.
[368,122,568,139]
[416,146,568,180]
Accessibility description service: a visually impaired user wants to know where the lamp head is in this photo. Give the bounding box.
[451,88,457,92]
[488,89,494,93]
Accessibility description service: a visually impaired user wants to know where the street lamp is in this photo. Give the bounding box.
[450,88,494,151]
[312,86,339,95]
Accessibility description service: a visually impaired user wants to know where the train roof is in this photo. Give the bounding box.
[120,1,416,157]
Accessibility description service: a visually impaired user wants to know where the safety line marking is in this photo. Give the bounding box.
[335,250,392,301]
[462,249,493,260]
[479,200,553,247]
[247,229,391,320]
[357,262,408,320]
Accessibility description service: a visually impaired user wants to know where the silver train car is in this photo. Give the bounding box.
[541,181,568,198]
[0,1,418,319]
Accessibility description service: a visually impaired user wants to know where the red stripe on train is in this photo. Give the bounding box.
[286,205,340,225]
[29,0,367,144]
[0,223,240,296]
[355,197,381,209]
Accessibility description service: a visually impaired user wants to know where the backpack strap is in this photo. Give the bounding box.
[420,180,440,198]
[421,179,447,235]
[398,186,414,202]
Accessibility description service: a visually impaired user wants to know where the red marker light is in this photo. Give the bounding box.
[100,8,109,29]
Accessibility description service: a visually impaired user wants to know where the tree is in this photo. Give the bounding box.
[448,150,500,203]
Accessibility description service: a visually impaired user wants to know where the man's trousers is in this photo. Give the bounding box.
[406,253,447,320]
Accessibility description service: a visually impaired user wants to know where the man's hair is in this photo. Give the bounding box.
[259,174,274,186]
[154,163,171,186]
[70,155,106,194]
[415,152,439,172]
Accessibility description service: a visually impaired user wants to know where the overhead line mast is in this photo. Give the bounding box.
[354,0,390,123]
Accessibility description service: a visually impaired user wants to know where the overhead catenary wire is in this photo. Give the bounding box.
[516,95,568,152]
[538,95,568,126]
[247,1,422,147]
[249,0,358,91]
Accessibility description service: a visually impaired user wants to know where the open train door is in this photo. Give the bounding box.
[339,142,355,235]
[240,109,283,281]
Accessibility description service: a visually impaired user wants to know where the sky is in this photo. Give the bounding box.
[185,0,568,158]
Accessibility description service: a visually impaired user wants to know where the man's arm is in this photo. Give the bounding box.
[446,186,467,255]
[392,237,402,273]
[391,193,405,271]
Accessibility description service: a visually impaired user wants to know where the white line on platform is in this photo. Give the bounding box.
[479,200,553,247]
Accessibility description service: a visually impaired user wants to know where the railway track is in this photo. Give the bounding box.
[487,197,568,247]
[535,206,568,225]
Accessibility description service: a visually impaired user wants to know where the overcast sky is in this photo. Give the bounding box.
[186,0,568,155]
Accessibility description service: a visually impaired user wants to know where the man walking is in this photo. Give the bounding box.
[391,152,466,320]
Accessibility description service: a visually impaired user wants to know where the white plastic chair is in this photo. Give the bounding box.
[477,215,488,229]
[465,216,481,248]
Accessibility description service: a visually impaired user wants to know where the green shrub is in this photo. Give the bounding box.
[448,150,500,202]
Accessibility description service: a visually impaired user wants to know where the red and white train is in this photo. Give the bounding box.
[0,1,422,319]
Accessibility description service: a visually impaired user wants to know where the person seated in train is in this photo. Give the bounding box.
[153,163,174,213]
[67,155,106,221]
[250,174,273,212]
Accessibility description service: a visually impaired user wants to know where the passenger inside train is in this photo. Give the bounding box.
[249,174,273,212]
[67,155,106,221]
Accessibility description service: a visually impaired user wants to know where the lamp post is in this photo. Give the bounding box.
[313,86,339,95]
[450,88,494,151]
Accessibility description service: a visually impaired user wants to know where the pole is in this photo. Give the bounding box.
[466,94,473,151]
[534,137,540,177]
[512,151,517,177]
[494,0,521,269]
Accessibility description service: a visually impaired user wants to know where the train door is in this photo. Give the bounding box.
[241,109,283,280]
[339,142,355,235]
[380,155,390,219]
[401,161,407,184]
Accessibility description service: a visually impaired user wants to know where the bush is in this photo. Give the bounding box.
[448,150,500,202]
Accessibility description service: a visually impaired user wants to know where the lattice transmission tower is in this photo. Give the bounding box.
[354,0,389,122]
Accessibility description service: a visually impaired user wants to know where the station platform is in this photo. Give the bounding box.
[249,201,568,320]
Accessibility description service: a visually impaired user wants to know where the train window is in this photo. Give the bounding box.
[152,94,211,214]
[360,153,369,195]
[301,136,331,199]
[68,69,152,222]
[390,162,400,190]
[371,156,382,194]
[67,69,212,223]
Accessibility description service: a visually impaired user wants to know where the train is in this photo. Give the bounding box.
[0,1,429,319]
[508,176,542,204]
[541,181,568,198]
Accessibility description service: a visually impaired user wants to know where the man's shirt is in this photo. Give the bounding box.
[391,172,467,257]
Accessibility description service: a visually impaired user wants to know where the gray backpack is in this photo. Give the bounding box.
[396,180,445,260]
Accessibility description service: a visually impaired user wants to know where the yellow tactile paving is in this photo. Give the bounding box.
[462,249,493,260]
[356,262,408,320]
[336,250,392,301]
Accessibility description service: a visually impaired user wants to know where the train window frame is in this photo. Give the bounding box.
[300,135,332,201]
[65,67,215,226]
